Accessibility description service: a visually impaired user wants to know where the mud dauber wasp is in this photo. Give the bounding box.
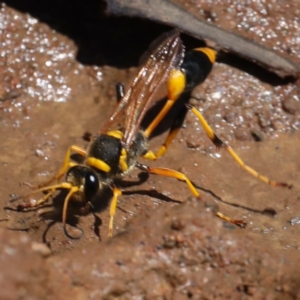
[10,30,291,239]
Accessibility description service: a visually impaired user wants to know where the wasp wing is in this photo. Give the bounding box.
[101,30,184,149]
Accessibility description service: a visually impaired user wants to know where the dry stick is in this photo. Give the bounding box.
[106,0,300,78]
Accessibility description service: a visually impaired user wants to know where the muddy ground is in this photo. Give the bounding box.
[0,1,300,299]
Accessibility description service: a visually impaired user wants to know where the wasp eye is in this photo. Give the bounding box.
[84,171,99,201]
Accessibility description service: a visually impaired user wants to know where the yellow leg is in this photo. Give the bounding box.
[144,69,186,138]
[11,182,74,209]
[36,145,87,188]
[187,104,292,189]
[108,186,122,237]
[144,47,216,141]
[155,126,181,159]
[19,161,79,213]
[137,163,200,197]
[13,181,84,239]
[142,106,188,161]
[142,136,181,161]
[137,163,246,227]
[216,212,246,228]
[144,99,175,138]
[25,190,55,208]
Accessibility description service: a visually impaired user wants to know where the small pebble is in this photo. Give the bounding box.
[31,242,52,257]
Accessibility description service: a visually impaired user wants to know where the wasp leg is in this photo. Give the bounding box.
[17,190,54,210]
[144,47,217,140]
[142,73,187,162]
[216,212,246,228]
[144,48,217,159]
[137,163,200,197]
[34,145,87,188]
[12,182,84,239]
[144,69,186,139]
[156,105,188,158]
[142,106,188,161]
[187,104,292,189]
[11,182,73,209]
[19,161,78,212]
[108,186,122,237]
[136,163,245,227]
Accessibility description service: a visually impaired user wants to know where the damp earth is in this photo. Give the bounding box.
[0,1,300,299]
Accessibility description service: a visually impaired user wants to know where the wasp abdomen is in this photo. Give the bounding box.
[181,48,216,92]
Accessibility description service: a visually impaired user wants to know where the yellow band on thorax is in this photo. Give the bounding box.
[107,130,123,140]
[86,157,111,173]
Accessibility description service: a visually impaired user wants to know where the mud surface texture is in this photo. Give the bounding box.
[0,1,300,299]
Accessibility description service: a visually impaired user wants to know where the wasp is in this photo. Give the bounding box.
[11,31,291,239]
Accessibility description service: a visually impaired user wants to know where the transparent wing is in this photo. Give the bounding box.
[101,30,184,149]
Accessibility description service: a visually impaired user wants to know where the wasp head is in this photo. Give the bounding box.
[66,165,100,202]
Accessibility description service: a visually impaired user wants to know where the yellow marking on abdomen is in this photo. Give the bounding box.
[167,69,186,101]
[194,47,217,64]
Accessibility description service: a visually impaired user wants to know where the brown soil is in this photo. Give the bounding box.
[0,1,300,299]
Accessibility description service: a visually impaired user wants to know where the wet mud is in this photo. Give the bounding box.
[0,1,300,299]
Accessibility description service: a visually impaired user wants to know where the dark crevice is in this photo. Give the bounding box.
[4,0,294,86]
[4,0,171,68]
[218,51,296,86]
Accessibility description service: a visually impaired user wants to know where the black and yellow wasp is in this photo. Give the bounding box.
[11,31,291,238]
